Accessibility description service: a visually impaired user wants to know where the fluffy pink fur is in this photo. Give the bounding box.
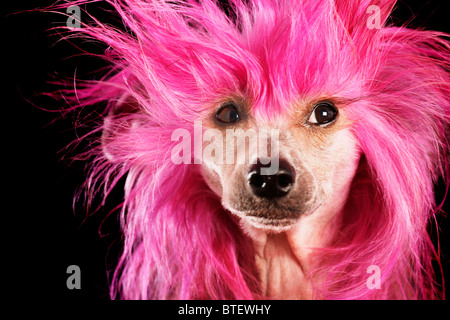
[52,0,449,299]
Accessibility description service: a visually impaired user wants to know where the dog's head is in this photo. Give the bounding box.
[200,97,360,231]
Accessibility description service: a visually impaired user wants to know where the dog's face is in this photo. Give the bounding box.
[201,96,361,231]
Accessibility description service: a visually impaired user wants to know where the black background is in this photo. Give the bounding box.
[4,0,449,305]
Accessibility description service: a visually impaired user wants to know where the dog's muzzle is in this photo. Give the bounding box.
[226,157,319,229]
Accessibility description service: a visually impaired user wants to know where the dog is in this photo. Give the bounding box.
[55,0,449,299]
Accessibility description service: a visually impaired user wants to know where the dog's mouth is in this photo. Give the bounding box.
[245,216,299,231]
[227,206,299,230]
[226,200,323,231]
[226,208,298,231]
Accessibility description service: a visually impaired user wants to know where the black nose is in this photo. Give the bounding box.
[247,159,295,199]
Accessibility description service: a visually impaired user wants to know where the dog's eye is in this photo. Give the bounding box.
[308,102,338,125]
[215,103,240,124]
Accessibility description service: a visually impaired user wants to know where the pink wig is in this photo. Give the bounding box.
[53,0,449,299]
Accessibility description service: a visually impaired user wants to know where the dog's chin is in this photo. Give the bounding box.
[226,207,301,233]
[243,216,300,232]
[225,200,325,233]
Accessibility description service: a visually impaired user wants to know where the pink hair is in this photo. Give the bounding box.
[53,0,449,299]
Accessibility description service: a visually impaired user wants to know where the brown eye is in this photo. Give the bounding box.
[308,102,338,125]
[215,103,240,124]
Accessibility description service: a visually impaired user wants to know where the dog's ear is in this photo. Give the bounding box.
[101,95,141,162]
[334,0,395,34]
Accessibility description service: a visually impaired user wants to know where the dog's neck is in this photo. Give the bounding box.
[242,192,347,299]
[248,229,311,299]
